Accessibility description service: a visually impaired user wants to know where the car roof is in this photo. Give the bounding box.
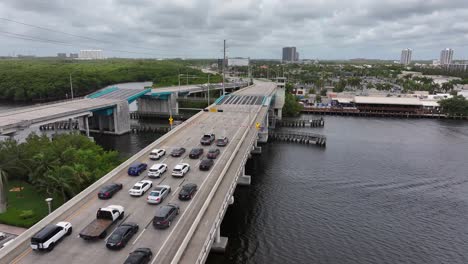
[175,163,187,168]
[33,224,59,239]
[135,181,150,186]
[156,205,175,216]
[130,162,144,167]
[151,149,162,152]
[183,183,197,189]
[201,159,213,163]
[150,164,165,168]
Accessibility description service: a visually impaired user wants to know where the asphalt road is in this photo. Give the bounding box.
[11,82,275,264]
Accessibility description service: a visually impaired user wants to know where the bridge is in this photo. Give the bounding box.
[0,80,285,264]
[0,81,249,142]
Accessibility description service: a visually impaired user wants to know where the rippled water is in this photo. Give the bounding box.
[206,116,468,264]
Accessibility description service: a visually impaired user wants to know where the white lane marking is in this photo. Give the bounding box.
[195,159,202,167]
[160,157,167,163]
[132,228,147,245]
[151,117,245,264]
[171,186,181,197]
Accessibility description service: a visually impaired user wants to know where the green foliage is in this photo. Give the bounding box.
[439,95,468,116]
[0,133,121,226]
[0,180,62,227]
[19,210,35,219]
[316,95,322,103]
[283,92,303,117]
[0,59,222,102]
[320,89,327,96]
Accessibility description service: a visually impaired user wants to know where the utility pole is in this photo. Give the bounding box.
[207,74,210,105]
[222,39,226,96]
[69,73,74,99]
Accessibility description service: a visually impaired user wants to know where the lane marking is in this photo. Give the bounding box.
[132,228,147,245]
[171,186,181,197]
[151,119,245,264]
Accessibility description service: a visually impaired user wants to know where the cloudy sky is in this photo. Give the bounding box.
[0,0,467,60]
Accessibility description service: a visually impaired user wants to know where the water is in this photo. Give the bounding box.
[92,115,468,263]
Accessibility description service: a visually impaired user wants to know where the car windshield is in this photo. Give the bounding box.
[209,149,217,153]
[149,169,158,172]
[132,186,141,190]
[109,231,123,241]
[150,191,160,196]
[174,168,181,172]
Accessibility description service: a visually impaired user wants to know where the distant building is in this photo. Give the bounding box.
[227,57,250,67]
[440,48,454,65]
[79,50,104,60]
[57,53,67,58]
[444,63,468,72]
[282,47,297,62]
[295,52,299,61]
[69,53,79,59]
[400,49,412,65]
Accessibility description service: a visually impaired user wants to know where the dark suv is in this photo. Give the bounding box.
[170,147,186,157]
[127,163,147,176]
[98,183,123,199]
[189,148,204,159]
[199,159,214,170]
[153,204,180,229]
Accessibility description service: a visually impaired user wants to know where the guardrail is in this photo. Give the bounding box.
[0,104,208,263]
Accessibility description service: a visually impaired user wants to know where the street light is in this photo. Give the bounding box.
[45,198,53,214]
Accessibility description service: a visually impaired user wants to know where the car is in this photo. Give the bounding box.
[128,163,148,176]
[147,185,171,204]
[200,133,216,145]
[149,149,165,160]
[128,180,153,196]
[147,163,167,178]
[172,163,190,177]
[106,222,139,250]
[170,147,186,157]
[30,222,72,251]
[153,204,180,229]
[124,248,153,264]
[189,148,204,159]
[206,148,220,159]
[199,159,214,171]
[97,183,123,199]
[216,137,229,147]
[178,183,198,200]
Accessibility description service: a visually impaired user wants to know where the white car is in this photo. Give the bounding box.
[149,149,166,160]
[172,163,190,177]
[128,180,153,196]
[148,163,168,178]
[147,185,171,204]
[30,222,72,251]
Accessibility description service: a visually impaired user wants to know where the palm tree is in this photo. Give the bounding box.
[0,169,8,213]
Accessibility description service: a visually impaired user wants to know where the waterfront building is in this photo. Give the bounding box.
[400,49,412,65]
[79,50,104,60]
[440,48,454,65]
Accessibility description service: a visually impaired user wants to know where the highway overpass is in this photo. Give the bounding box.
[0,81,283,264]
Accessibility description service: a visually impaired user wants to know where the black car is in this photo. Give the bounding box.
[207,148,220,159]
[153,204,180,229]
[124,248,153,264]
[199,159,214,170]
[216,137,229,147]
[170,147,186,157]
[98,183,123,199]
[179,183,198,200]
[189,148,204,159]
[106,222,139,250]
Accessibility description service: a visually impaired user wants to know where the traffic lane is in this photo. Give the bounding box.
[14,109,253,264]
[148,109,255,263]
[13,111,218,264]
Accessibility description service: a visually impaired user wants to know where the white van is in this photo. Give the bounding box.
[30,222,72,251]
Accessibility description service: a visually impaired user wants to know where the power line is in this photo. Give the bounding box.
[0,17,178,53]
[0,30,174,57]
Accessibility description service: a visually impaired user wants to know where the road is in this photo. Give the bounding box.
[10,81,275,264]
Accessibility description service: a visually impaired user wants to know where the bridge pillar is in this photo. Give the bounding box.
[211,226,228,253]
[84,116,90,137]
[237,167,251,186]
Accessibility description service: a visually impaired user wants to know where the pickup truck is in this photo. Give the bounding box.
[79,205,124,240]
[200,133,215,145]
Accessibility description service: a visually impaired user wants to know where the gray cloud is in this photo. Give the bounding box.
[0,0,467,59]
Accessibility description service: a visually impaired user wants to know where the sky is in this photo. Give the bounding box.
[0,0,467,60]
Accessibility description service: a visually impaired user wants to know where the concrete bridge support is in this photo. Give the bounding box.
[211,226,228,253]
[237,167,251,186]
[137,94,179,116]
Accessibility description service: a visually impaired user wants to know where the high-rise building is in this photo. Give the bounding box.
[400,49,412,65]
[295,52,299,61]
[440,48,454,65]
[282,47,297,62]
[79,50,104,60]
[57,53,67,58]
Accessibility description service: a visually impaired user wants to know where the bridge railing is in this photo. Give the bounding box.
[0,103,209,263]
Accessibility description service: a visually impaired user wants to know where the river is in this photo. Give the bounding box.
[3,86,468,263]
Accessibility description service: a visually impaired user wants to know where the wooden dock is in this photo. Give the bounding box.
[269,130,326,147]
[276,117,324,128]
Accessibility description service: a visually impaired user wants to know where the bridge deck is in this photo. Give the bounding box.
[2,81,275,264]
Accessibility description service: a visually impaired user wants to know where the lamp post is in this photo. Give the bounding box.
[207,74,210,105]
[69,73,74,99]
[45,198,53,214]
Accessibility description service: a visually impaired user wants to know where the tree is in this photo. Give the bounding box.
[439,95,468,116]
[0,169,8,213]
[283,93,303,117]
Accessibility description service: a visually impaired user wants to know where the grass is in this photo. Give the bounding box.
[0,180,63,228]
